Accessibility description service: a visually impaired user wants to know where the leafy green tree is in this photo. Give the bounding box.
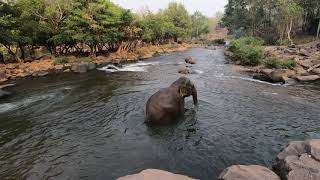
[191,11,209,38]
[163,2,192,41]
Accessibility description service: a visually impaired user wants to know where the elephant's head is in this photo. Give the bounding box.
[172,77,198,105]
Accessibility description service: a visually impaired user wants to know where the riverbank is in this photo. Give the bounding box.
[0,43,194,84]
[117,139,320,180]
[227,40,320,84]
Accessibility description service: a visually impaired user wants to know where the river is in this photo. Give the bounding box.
[0,48,320,180]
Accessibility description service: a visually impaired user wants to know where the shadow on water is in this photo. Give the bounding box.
[0,48,320,180]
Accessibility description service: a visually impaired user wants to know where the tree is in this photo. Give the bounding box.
[191,11,209,38]
[163,2,192,41]
[276,0,303,44]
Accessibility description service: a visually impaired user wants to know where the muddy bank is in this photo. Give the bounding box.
[0,43,193,84]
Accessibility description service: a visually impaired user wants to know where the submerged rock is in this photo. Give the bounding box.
[0,72,8,82]
[32,71,49,77]
[178,66,192,74]
[218,165,280,180]
[273,139,320,180]
[270,69,295,83]
[185,57,196,64]
[71,63,96,73]
[117,169,196,180]
[0,89,10,99]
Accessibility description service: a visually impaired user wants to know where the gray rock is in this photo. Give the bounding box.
[311,68,320,74]
[284,48,297,55]
[117,169,196,180]
[218,165,280,180]
[32,71,49,77]
[295,75,320,82]
[295,66,309,75]
[71,63,89,73]
[299,49,310,57]
[0,72,8,82]
[270,69,295,83]
[253,73,271,82]
[185,57,196,64]
[88,63,96,70]
[273,139,320,180]
[178,67,192,74]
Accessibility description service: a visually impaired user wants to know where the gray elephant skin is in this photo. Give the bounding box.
[145,77,198,125]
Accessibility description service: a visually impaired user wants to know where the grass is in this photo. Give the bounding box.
[263,57,296,69]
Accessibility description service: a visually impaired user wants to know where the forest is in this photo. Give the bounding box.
[0,0,210,63]
[221,0,320,44]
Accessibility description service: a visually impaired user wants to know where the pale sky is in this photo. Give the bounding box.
[111,0,227,17]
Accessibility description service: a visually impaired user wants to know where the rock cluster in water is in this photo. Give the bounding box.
[178,57,197,75]
[117,139,320,180]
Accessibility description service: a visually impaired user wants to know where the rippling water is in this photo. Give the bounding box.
[1,48,320,180]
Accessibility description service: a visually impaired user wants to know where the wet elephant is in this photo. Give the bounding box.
[145,77,198,125]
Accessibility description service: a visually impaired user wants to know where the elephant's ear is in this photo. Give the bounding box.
[179,81,190,97]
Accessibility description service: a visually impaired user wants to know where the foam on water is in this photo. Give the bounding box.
[98,61,161,73]
[0,94,55,113]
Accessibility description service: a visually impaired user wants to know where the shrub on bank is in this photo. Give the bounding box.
[263,57,296,69]
[53,56,69,65]
[228,37,265,66]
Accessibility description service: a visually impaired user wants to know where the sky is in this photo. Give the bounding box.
[110,0,228,17]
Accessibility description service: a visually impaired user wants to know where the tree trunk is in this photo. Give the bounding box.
[287,19,293,45]
[18,43,25,60]
[316,18,320,39]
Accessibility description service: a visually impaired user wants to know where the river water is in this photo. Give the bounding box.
[1,48,320,180]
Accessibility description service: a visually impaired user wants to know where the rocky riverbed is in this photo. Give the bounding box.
[118,139,320,180]
[227,41,320,84]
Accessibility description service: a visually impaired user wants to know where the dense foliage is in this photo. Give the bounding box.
[0,0,209,62]
[228,37,265,66]
[222,0,320,44]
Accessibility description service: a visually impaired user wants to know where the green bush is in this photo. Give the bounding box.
[53,56,69,65]
[276,39,290,46]
[263,57,296,69]
[228,37,265,66]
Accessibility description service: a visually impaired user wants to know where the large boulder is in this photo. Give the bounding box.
[253,73,271,82]
[298,49,310,57]
[218,165,280,180]
[273,139,320,180]
[32,71,49,77]
[185,57,196,64]
[270,69,295,83]
[71,63,96,73]
[295,75,320,82]
[117,169,196,180]
[311,68,320,74]
[0,72,8,82]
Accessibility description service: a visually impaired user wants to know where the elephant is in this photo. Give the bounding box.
[145,77,198,125]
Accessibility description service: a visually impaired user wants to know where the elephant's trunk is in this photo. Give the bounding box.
[192,85,198,105]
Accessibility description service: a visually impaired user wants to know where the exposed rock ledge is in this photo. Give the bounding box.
[117,169,196,180]
[117,139,320,180]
